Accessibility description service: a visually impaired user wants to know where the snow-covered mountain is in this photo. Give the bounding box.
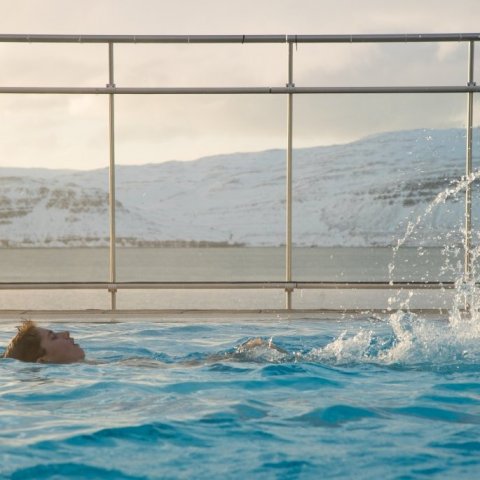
[0,127,478,247]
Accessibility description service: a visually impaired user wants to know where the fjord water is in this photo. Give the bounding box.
[0,246,465,310]
[2,315,480,479]
[0,246,465,282]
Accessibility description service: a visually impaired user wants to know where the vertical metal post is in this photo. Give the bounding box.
[286,41,294,309]
[108,42,117,310]
[465,41,475,283]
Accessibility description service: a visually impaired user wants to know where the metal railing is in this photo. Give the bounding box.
[0,33,478,311]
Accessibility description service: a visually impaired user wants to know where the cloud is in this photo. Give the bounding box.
[0,0,478,168]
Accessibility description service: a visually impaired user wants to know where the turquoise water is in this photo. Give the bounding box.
[2,315,480,479]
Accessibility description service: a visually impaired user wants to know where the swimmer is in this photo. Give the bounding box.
[2,320,85,364]
[2,320,286,365]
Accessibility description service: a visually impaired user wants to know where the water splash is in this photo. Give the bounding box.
[316,170,480,368]
[308,311,480,368]
[388,171,480,283]
[387,170,480,313]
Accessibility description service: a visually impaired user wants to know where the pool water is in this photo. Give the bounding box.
[1,314,480,479]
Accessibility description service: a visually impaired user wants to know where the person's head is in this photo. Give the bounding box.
[3,320,85,363]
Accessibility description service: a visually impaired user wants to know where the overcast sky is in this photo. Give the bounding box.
[0,0,479,170]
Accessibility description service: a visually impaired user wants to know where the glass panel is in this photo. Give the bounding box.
[114,95,286,283]
[0,94,110,284]
[292,94,470,283]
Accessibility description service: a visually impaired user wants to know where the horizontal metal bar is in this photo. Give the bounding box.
[0,86,478,95]
[0,34,287,44]
[0,33,478,44]
[0,281,457,290]
[7,282,277,291]
[288,33,480,43]
[0,282,294,290]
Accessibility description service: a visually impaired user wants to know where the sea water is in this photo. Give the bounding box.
[1,314,480,479]
[0,246,465,310]
[0,246,463,283]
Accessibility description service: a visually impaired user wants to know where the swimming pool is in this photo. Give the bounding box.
[1,313,480,479]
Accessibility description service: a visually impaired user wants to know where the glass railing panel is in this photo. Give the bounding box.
[292,94,473,284]
[0,94,110,283]
[114,95,286,283]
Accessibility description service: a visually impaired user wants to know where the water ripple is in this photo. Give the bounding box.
[33,422,206,450]
[290,405,380,427]
[10,462,149,480]
[390,406,480,424]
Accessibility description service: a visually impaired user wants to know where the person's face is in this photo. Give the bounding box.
[36,328,85,363]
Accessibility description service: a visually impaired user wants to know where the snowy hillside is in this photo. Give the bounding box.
[0,127,478,247]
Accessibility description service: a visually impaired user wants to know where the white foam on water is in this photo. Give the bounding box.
[308,310,480,367]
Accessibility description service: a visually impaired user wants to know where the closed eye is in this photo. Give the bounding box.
[48,330,58,340]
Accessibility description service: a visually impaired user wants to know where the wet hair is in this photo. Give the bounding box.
[3,320,46,362]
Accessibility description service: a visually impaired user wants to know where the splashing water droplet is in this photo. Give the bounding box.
[387,170,480,314]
